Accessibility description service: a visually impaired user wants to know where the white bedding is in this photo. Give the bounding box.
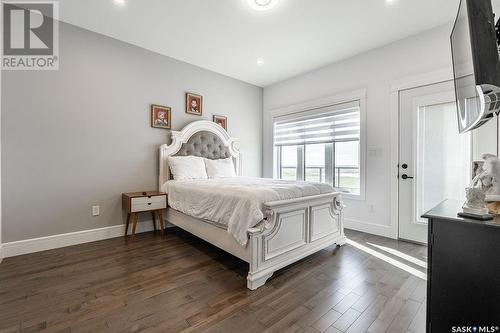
[161,177,335,246]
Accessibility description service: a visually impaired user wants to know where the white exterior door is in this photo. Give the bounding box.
[398,81,472,243]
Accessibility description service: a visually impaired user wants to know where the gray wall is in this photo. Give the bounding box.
[2,23,263,242]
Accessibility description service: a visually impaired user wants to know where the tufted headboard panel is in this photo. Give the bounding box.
[159,121,241,190]
[174,131,232,160]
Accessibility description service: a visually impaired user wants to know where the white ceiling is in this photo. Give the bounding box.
[59,0,459,87]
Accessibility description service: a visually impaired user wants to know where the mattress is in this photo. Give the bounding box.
[161,177,334,246]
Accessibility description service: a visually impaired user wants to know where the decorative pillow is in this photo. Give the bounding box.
[204,157,236,179]
[168,156,208,181]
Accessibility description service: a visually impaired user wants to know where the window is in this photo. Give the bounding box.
[335,141,360,195]
[273,99,364,197]
[280,145,298,180]
[305,143,327,183]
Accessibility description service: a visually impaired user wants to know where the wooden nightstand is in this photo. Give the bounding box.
[122,191,167,238]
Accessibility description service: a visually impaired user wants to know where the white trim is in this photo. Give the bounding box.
[270,89,367,200]
[345,218,394,239]
[270,88,367,118]
[1,223,156,258]
[389,66,454,240]
[390,67,453,93]
[0,2,3,263]
[389,90,399,239]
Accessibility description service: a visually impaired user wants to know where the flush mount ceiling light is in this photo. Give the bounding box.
[247,0,279,11]
[114,0,126,6]
[257,58,265,66]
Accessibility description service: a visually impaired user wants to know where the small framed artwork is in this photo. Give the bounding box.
[186,92,203,116]
[151,104,171,129]
[213,115,227,130]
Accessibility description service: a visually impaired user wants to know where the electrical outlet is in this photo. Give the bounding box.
[92,205,100,216]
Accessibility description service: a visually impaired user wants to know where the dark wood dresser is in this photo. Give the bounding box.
[422,200,500,333]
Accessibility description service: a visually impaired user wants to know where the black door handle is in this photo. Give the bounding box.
[401,174,414,180]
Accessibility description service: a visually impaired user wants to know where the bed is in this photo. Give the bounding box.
[159,120,346,290]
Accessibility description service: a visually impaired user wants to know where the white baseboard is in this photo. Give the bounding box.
[1,223,156,259]
[345,218,397,239]
[1,217,395,259]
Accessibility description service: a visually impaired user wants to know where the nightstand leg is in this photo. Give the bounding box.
[158,209,165,236]
[131,213,139,239]
[125,213,131,237]
[151,211,157,232]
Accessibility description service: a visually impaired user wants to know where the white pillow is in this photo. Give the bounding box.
[168,156,208,181]
[204,157,236,179]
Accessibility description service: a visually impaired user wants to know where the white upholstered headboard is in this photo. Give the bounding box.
[159,120,241,190]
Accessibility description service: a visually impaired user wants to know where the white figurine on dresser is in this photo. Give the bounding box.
[462,154,500,218]
[477,154,500,201]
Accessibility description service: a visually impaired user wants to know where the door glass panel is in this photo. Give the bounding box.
[472,118,498,160]
[305,144,326,183]
[416,102,471,223]
[335,141,360,194]
[280,145,298,180]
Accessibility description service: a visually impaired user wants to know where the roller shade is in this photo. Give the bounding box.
[274,100,360,146]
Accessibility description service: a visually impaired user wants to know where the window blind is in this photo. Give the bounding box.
[274,100,360,146]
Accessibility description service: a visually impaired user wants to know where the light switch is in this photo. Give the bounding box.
[368,146,382,157]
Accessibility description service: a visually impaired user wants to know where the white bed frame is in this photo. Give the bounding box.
[159,120,346,290]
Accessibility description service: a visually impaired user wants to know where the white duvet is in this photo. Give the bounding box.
[162,177,334,246]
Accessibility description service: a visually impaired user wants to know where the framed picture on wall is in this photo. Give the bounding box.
[151,104,171,129]
[186,92,203,116]
[213,115,227,130]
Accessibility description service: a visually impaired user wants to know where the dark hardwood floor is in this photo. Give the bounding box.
[0,228,427,333]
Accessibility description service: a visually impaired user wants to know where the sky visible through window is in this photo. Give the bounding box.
[281,142,359,167]
[280,142,360,193]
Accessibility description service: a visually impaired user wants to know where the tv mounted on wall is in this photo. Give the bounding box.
[451,0,500,133]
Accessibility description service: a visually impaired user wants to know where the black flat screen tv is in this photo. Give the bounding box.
[451,0,500,133]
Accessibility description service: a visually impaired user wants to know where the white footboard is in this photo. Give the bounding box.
[246,192,346,290]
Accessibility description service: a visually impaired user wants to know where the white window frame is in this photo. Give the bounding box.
[271,89,367,201]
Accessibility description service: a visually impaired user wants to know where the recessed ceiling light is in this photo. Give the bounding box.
[257,58,265,66]
[247,0,279,11]
[114,0,126,6]
[385,0,398,5]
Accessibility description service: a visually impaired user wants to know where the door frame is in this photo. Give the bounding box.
[0,58,2,263]
[389,67,454,240]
